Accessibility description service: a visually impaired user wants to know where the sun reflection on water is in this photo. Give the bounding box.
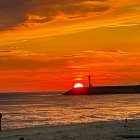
[0,93,140,130]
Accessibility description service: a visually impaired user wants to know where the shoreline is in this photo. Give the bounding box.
[0,119,140,140]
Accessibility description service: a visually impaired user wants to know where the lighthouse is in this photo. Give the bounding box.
[88,75,92,87]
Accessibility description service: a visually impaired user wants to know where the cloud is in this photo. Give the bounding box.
[0,0,30,31]
[0,50,140,91]
[27,0,110,24]
[0,50,68,70]
[0,49,127,70]
[0,50,12,53]
[0,0,140,44]
[0,0,110,30]
[27,0,140,29]
[66,50,140,68]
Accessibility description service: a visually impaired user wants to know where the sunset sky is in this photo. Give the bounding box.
[0,0,140,92]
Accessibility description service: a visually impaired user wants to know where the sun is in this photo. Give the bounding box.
[73,83,84,88]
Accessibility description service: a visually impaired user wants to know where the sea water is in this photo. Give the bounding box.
[0,92,140,130]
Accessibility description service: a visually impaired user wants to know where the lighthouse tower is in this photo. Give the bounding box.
[88,75,92,87]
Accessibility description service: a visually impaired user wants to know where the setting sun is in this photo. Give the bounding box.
[74,83,84,88]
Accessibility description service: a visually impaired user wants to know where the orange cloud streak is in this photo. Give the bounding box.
[0,50,140,91]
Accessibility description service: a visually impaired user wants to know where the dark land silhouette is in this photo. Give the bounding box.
[64,85,140,95]
[64,76,140,95]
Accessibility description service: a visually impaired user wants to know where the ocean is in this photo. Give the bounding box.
[0,92,140,130]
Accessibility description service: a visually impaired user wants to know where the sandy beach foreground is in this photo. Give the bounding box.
[0,119,140,140]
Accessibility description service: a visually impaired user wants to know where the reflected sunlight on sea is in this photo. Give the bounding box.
[0,92,140,130]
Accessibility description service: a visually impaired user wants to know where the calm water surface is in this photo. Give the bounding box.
[0,92,140,130]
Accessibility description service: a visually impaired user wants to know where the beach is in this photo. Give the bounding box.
[0,119,140,140]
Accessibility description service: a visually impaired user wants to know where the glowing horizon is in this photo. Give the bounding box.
[0,0,140,92]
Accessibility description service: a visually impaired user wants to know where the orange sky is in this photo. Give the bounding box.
[0,0,140,92]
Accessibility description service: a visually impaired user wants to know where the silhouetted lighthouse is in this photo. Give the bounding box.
[88,75,92,87]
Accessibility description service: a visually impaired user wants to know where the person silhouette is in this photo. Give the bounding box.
[19,138,24,140]
[123,118,128,127]
[0,113,2,131]
[125,118,128,124]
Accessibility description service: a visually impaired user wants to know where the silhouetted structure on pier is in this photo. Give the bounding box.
[88,75,92,87]
[64,76,140,95]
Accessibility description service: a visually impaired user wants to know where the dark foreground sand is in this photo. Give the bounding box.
[0,119,140,140]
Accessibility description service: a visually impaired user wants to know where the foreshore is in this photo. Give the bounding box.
[0,119,140,140]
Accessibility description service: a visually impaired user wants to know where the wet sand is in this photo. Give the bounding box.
[0,119,140,140]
